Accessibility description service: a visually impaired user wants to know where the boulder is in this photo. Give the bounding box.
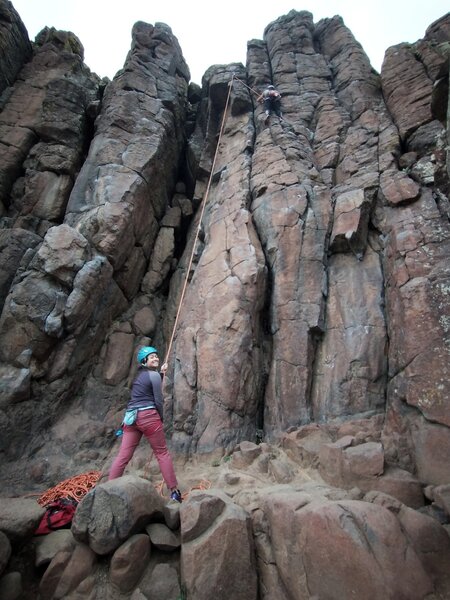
[398,505,450,592]
[180,490,257,600]
[38,543,97,600]
[268,458,294,484]
[365,466,424,508]
[282,426,333,467]
[231,441,262,469]
[260,493,434,599]
[71,476,165,555]
[318,439,424,506]
[137,563,181,600]
[145,523,180,551]
[342,441,384,478]
[33,529,76,568]
[0,497,45,542]
[180,492,226,544]
[110,534,151,593]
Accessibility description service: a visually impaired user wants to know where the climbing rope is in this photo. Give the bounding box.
[233,75,261,98]
[36,470,102,506]
[163,74,287,365]
[163,74,236,365]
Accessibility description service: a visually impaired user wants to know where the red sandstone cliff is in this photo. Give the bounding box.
[0,1,449,598]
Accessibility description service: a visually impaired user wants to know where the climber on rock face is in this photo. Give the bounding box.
[257,84,282,123]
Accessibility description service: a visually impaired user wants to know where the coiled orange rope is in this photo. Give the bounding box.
[37,470,102,506]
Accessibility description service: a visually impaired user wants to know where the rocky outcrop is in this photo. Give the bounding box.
[162,10,450,487]
[0,0,31,95]
[0,14,190,487]
[165,63,267,455]
[0,4,449,598]
[180,489,257,600]
[377,13,450,486]
[252,489,450,600]
[71,476,165,555]
[1,465,450,600]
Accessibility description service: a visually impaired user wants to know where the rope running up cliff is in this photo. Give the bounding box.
[163,74,236,365]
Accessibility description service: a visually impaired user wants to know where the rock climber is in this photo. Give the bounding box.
[108,346,182,503]
[257,84,282,122]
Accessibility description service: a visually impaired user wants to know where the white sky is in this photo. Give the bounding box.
[11,0,449,85]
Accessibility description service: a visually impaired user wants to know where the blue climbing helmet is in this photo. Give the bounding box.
[137,346,158,364]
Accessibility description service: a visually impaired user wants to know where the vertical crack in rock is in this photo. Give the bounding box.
[165,64,267,455]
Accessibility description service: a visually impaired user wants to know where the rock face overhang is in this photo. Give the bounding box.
[0,3,448,491]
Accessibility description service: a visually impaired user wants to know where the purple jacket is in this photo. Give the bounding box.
[127,367,164,420]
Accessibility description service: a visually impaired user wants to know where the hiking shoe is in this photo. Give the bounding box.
[170,489,182,503]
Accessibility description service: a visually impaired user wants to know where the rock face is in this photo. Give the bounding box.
[0,11,190,488]
[0,0,31,94]
[0,3,449,598]
[180,490,257,600]
[163,10,450,487]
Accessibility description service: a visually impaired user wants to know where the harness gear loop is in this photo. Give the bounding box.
[164,74,236,365]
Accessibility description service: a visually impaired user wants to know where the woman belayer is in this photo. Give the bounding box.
[109,346,182,503]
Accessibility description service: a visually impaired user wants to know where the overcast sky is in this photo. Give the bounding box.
[11,0,449,84]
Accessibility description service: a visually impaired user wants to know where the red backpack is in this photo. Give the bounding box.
[34,498,77,535]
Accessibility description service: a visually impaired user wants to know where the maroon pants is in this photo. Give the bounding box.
[109,409,178,489]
